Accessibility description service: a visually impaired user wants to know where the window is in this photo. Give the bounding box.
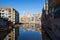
[0,10,1,12]
[9,10,11,12]
[9,16,11,18]
[54,10,60,18]
[8,9,11,12]
[2,16,4,18]
[8,38,11,40]
[2,13,4,15]
[2,10,4,12]
[47,27,52,31]
[8,35,11,37]
[32,17,34,21]
[0,13,1,15]
[9,13,11,14]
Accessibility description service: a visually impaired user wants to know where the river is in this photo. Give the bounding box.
[18,28,42,40]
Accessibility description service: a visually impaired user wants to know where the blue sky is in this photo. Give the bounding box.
[0,0,45,16]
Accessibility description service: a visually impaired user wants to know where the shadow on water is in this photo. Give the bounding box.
[18,28,42,40]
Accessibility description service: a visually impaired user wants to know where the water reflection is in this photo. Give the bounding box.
[18,28,42,40]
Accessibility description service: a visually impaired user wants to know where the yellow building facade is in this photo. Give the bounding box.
[0,7,19,40]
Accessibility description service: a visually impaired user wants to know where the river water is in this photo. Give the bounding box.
[18,28,42,40]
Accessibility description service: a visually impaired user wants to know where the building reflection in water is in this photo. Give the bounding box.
[18,23,42,40]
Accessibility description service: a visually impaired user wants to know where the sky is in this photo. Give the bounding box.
[0,0,45,16]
